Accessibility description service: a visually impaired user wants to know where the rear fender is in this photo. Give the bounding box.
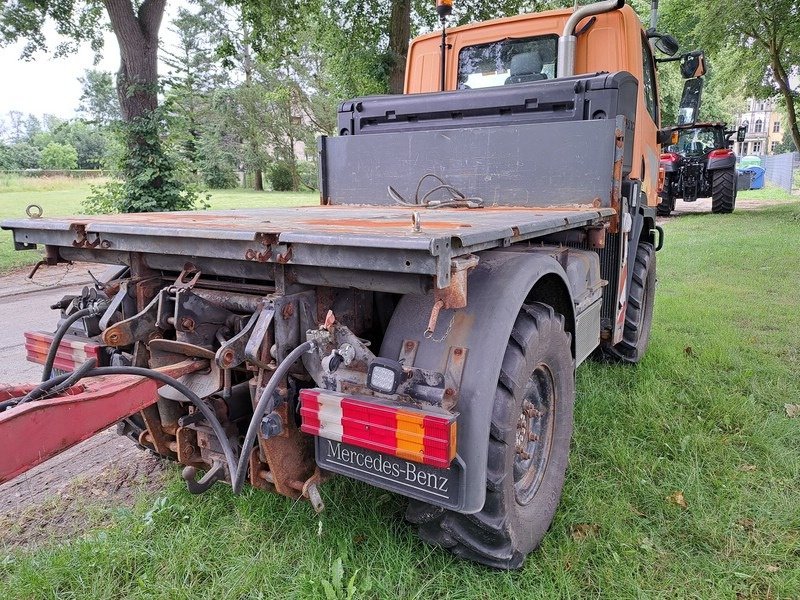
[380,249,580,513]
[706,154,736,171]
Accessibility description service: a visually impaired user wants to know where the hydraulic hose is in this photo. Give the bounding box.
[41,307,96,382]
[231,340,316,494]
[8,365,238,480]
[20,357,97,404]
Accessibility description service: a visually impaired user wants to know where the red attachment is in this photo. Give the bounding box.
[0,359,208,485]
[25,331,102,372]
[660,152,680,163]
[0,376,159,484]
[709,148,734,159]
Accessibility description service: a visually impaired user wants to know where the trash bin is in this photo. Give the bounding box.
[739,155,762,169]
[736,169,753,191]
[746,166,766,190]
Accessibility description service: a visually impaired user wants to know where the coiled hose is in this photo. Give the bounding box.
[7,365,239,480]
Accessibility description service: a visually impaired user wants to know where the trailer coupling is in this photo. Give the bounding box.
[0,359,206,484]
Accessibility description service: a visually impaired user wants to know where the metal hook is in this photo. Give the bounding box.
[182,462,225,494]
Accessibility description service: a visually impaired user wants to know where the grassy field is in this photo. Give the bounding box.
[0,176,316,273]
[1,182,799,598]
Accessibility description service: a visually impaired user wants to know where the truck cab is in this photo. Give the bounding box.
[405,4,662,207]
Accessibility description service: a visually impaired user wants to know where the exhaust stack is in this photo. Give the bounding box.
[557,0,625,78]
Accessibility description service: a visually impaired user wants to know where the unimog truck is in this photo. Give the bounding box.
[0,0,703,569]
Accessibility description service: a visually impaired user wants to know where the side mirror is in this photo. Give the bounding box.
[654,34,680,57]
[646,29,680,57]
[736,125,747,143]
[677,77,703,125]
[657,128,677,146]
[680,51,706,78]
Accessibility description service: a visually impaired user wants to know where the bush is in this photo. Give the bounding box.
[202,163,239,189]
[269,162,294,191]
[81,112,209,214]
[297,160,319,190]
[40,143,79,170]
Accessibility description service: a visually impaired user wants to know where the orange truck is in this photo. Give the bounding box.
[1,0,704,569]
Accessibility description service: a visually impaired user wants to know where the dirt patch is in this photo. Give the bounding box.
[0,448,169,552]
[656,197,786,224]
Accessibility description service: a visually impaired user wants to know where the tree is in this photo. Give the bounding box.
[663,0,800,154]
[2,1,204,212]
[234,0,546,95]
[78,70,121,125]
[40,142,79,169]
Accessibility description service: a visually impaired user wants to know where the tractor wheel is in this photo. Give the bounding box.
[656,194,674,217]
[406,302,575,569]
[711,168,736,214]
[600,242,656,364]
[657,178,675,216]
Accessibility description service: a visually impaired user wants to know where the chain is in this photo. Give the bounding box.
[425,313,456,343]
[27,262,75,288]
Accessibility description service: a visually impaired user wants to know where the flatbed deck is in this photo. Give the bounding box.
[2,204,613,289]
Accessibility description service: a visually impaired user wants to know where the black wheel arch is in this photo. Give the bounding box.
[380,249,581,513]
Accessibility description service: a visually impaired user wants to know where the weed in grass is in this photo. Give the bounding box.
[0,204,798,598]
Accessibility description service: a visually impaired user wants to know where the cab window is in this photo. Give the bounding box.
[641,36,659,124]
[457,35,558,90]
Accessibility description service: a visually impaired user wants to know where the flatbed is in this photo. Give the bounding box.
[3,204,614,291]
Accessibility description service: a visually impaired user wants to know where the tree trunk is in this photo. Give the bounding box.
[771,56,800,154]
[387,0,411,94]
[103,0,165,121]
[254,169,264,191]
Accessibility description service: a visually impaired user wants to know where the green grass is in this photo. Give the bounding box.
[0,177,316,273]
[1,197,799,598]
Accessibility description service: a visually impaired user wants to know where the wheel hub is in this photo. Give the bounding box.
[514,364,555,506]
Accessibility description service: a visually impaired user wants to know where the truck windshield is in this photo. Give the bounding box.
[457,35,558,90]
[669,127,723,156]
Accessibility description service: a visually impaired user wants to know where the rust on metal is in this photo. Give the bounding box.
[433,254,480,310]
[443,346,468,410]
[276,246,293,264]
[587,225,607,249]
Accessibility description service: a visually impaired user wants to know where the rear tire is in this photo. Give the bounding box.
[711,168,736,214]
[657,177,675,216]
[600,242,656,364]
[406,302,575,569]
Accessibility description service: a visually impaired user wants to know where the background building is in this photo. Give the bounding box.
[734,98,785,155]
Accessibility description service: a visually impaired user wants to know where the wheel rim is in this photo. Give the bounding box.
[513,364,556,506]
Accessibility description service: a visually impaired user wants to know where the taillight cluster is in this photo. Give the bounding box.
[300,388,457,469]
[24,331,102,372]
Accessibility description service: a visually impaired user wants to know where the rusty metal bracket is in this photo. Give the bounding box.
[215,301,269,369]
[103,292,161,347]
[244,307,276,369]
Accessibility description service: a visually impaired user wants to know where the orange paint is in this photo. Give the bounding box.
[405,4,662,208]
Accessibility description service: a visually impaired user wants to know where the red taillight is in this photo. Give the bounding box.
[24,331,102,372]
[660,152,680,163]
[709,149,733,159]
[300,388,457,469]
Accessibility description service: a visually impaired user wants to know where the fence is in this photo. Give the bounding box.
[743,152,800,193]
[0,169,113,179]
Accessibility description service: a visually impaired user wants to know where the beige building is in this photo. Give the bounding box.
[734,98,784,155]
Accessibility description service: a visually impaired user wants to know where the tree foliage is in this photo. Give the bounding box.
[660,0,800,150]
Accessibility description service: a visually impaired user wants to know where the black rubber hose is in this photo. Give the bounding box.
[20,357,97,404]
[41,307,95,382]
[8,365,238,479]
[231,340,316,494]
